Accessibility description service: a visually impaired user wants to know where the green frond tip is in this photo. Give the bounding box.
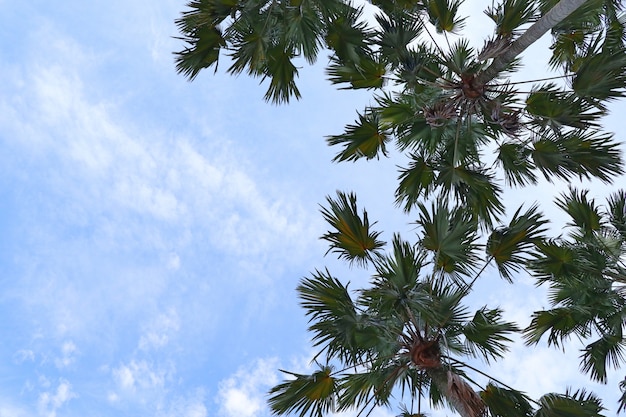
[422,0,465,33]
[268,366,337,417]
[580,334,626,383]
[327,110,390,162]
[535,389,606,417]
[619,377,626,414]
[555,188,603,238]
[523,306,592,347]
[486,204,548,282]
[463,307,519,362]
[175,26,226,80]
[415,201,479,277]
[607,190,626,239]
[262,47,302,104]
[320,191,385,266]
[485,0,537,37]
[480,383,533,417]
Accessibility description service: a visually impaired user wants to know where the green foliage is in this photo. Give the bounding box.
[486,204,548,281]
[480,383,533,417]
[534,389,605,417]
[326,111,390,161]
[526,190,626,385]
[415,200,479,278]
[175,0,626,415]
[320,191,385,266]
[269,365,338,417]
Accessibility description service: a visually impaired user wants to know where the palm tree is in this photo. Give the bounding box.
[525,189,626,411]
[268,191,608,417]
[175,0,625,227]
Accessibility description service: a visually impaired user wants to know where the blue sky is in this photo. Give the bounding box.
[1,1,625,416]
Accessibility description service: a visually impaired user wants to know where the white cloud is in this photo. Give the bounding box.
[37,379,77,417]
[13,349,35,364]
[0,402,30,417]
[139,308,180,351]
[112,360,167,394]
[157,388,209,417]
[217,358,280,417]
[54,341,78,369]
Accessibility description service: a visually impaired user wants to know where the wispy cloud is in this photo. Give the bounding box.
[217,358,280,417]
[37,378,77,417]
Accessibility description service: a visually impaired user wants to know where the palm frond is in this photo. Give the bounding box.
[486,204,548,281]
[268,365,338,417]
[422,0,466,33]
[298,270,382,362]
[327,110,390,162]
[571,36,626,105]
[555,188,603,238]
[524,306,593,347]
[580,333,626,383]
[480,383,533,417]
[396,154,437,211]
[531,130,623,183]
[495,141,538,186]
[484,0,537,37]
[607,190,626,239]
[324,5,373,64]
[462,308,519,362]
[263,45,302,104]
[534,388,606,417]
[525,83,604,131]
[326,56,387,90]
[361,235,428,316]
[415,201,479,278]
[320,191,385,266]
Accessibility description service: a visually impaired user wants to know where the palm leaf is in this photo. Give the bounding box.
[298,270,382,362]
[323,5,373,64]
[436,163,504,228]
[495,141,538,186]
[526,83,604,130]
[415,201,479,278]
[555,188,603,238]
[580,333,626,383]
[320,191,385,266]
[529,240,578,283]
[486,204,548,281]
[531,130,623,183]
[462,307,519,362]
[480,383,533,417]
[524,306,593,347]
[570,33,626,105]
[375,13,422,67]
[268,365,338,417]
[263,45,302,103]
[396,154,437,211]
[361,235,428,316]
[422,0,465,33]
[484,0,537,37]
[607,190,626,239]
[175,26,227,80]
[326,56,387,89]
[326,110,390,162]
[534,389,606,417]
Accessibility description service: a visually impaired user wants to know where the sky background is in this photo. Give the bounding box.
[0,1,625,416]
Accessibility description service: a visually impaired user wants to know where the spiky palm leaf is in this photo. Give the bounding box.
[320,191,385,266]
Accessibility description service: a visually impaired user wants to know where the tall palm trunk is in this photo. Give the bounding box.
[476,0,589,87]
[428,368,486,417]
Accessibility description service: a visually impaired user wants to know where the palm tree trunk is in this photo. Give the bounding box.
[476,0,588,87]
[428,367,486,417]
